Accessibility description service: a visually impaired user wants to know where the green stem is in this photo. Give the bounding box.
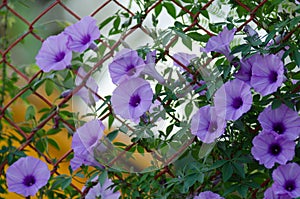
[1,9,8,107]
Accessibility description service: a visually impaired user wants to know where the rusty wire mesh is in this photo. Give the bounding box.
[0,0,299,198]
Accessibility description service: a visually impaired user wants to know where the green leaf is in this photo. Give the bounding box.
[155,84,162,94]
[48,138,60,150]
[231,44,250,55]
[25,105,36,121]
[232,162,245,178]
[209,160,228,170]
[137,145,144,154]
[222,162,233,182]
[47,128,60,135]
[293,70,300,80]
[98,170,108,186]
[107,130,118,141]
[99,16,115,29]
[108,114,114,129]
[237,185,248,198]
[113,16,120,29]
[183,174,198,192]
[184,101,193,118]
[187,32,210,42]
[182,35,192,50]
[166,124,173,134]
[45,80,54,96]
[293,50,300,68]
[154,3,162,16]
[271,98,281,109]
[163,2,177,19]
[61,176,72,190]
[264,30,276,45]
[174,30,192,50]
[36,138,46,153]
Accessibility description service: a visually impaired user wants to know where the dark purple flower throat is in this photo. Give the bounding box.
[126,65,136,76]
[269,71,278,83]
[268,143,282,156]
[272,122,285,134]
[232,97,243,109]
[55,52,65,62]
[208,121,218,133]
[285,180,295,192]
[129,95,141,107]
[23,175,36,187]
[81,34,91,45]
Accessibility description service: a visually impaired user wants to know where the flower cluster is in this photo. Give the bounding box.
[108,49,166,122]
[191,24,300,198]
[35,16,100,72]
[5,3,300,197]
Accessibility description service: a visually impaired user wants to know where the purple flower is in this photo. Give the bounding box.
[173,52,197,70]
[6,156,50,197]
[191,105,226,143]
[251,131,295,169]
[111,78,153,122]
[75,67,99,105]
[235,54,260,84]
[35,33,72,72]
[201,26,236,61]
[194,191,224,199]
[109,49,145,84]
[85,177,120,199]
[272,163,300,198]
[258,104,300,140]
[264,186,292,199]
[250,54,284,96]
[64,16,100,52]
[214,79,252,121]
[142,50,165,84]
[71,120,105,170]
[243,25,258,38]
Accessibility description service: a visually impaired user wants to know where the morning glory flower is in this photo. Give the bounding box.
[243,25,258,38]
[235,54,260,84]
[214,79,252,121]
[264,186,291,199]
[64,16,100,52]
[201,26,236,61]
[75,67,99,106]
[194,191,224,199]
[109,49,145,85]
[258,104,300,140]
[272,163,300,198]
[142,50,165,84]
[250,54,284,96]
[251,131,295,169]
[85,177,121,199]
[191,105,226,143]
[173,52,197,71]
[6,156,50,197]
[35,33,72,72]
[111,78,153,122]
[71,120,105,170]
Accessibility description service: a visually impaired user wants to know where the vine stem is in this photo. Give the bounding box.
[0,7,8,107]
